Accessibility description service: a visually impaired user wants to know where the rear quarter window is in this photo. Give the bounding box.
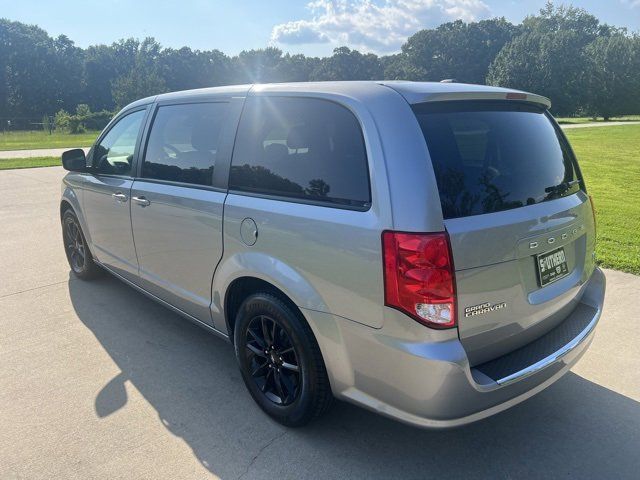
[229,97,371,209]
[413,101,583,219]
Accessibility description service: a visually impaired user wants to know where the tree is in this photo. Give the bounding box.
[1,6,640,121]
[161,47,231,91]
[0,21,10,119]
[50,35,84,112]
[487,3,611,115]
[401,18,518,83]
[521,1,619,40]
[0,21,84,122]
[83,44,121,111]
[54,104,113,133]
[278,53,320,82]
[380,53,425,81]
[111,38,167,108]
[310,47,382,81]
[584,35,640,119]
[232,47,286,83]
[488,30,589,114]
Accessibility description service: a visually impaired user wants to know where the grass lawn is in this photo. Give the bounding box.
[555,115,640,125]
[0,130,99,151]
[565,124,640,274]
[0,156,60,170]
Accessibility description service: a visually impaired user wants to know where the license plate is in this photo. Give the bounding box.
[536,247,569,287]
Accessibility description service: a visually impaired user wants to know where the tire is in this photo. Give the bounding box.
[61,209,102,280]
[234,293,333,427]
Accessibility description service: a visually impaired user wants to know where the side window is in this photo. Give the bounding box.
[229,97,370,208]
[93,109,145,176]
[142,102,228,187]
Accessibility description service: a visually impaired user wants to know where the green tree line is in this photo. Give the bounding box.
[1,3,639,126]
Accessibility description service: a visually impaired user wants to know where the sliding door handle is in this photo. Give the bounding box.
[132,196,151,207]
[112,192,128,202]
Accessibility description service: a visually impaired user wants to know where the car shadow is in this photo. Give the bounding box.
[69,275,640,479]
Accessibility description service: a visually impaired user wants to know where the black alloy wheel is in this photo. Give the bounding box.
[63,213,86,273]
[61,209,101,280]
[234,293,333,426]
[245,314,301,405]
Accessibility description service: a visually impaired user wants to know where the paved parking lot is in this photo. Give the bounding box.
[1,166,639,479]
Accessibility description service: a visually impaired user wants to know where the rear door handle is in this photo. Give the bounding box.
[112,192,128,202]
[132,196,151,207]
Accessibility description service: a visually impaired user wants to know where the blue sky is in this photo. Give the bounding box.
[2,0,639,56]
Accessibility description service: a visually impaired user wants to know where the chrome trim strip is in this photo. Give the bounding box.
[495,306,600,386]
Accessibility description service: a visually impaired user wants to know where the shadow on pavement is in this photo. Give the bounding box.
[69,275,640,479]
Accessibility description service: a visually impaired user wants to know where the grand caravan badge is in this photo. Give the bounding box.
[464,302,507,318]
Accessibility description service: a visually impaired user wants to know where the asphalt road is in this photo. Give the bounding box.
[1,167,639,479]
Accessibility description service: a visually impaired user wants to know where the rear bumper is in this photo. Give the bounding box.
[303,267,605,429]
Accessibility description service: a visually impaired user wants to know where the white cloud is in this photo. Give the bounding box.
[270,0,491,53]
[621,0,640,7]
[271,21,331,44]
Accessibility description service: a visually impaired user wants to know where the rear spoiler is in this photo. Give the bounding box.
[415,91,551,109]
[381,82,552,110]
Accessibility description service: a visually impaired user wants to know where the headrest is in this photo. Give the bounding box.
[286,125,309,149]
[191,124,219,152]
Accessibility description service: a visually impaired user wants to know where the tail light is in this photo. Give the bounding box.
[382,231,456,329]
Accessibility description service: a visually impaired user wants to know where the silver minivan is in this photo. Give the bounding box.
[60,81,605,428]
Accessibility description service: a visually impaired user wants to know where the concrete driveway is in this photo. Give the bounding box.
[560,120,640,129]
[1,167,639,479]
[0,147,90,159]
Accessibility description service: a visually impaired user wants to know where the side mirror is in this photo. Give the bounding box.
[61,149,87,172]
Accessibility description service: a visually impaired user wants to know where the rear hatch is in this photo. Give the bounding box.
[413,100,596,365]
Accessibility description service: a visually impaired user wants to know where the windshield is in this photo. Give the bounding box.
[413,101,583,219]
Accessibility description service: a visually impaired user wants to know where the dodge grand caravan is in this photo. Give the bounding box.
[60,81,605,428]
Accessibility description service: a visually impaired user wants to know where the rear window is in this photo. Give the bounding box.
[413,101,583,219]
[229,97,370,209]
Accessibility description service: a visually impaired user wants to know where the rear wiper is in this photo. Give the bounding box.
[545,180,580,194]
